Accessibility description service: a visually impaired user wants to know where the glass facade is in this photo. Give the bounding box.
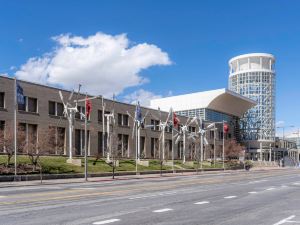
[229,54,276,143]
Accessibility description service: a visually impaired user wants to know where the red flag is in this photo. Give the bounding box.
[86,98,92,117]
[223,123,229,134]
[173,112,180,127]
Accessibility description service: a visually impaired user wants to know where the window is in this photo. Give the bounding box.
[117,134,129,157]
[151,138,159,158]
[27,97,37,113]
[18,96,26,111]
[188,126,196,133]
[57,103,64,116]
[49,101,64,117]
[151,119,160,131]
[123,114,129,126]
[75,106,85,120]
[48,126,65,155]
[49,101,56,115]
[0,121,5,152]
[118,114,129,126]
[118,114,122,126]
[17,123,37,152]
[0,121,5,130]
[98,132,107,156]
[0,92,4,108]
[104,111,110,124]
[75,129,90,155]
[98,110,103,122]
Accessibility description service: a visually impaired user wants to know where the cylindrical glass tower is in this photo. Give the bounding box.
[228,53,276,147]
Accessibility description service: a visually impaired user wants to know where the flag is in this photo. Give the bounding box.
[223,123,229,134]
[173,112,180,127]
[136,102,142,122]
[86,98,92,117]
[16,81,25,105]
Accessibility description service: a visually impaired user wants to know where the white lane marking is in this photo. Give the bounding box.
[293,182,300,185]
[224,196,237,199]
[128,191,177,200]
[194,201,210,205]
[248,191,257,194]
[248,179,268,184]
[72,187,97,190]
[93,219,120,224]
[153,208,173,213]
[266,187,276,191]
[273,215,295,225]
[281,185,288,188]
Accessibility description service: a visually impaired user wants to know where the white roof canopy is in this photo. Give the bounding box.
[150,88,256,117]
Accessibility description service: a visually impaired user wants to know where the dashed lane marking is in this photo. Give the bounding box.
[266,187,276,191]
[153,208,173,213]
[72,187,97,190]
[128,191,177,200]
[93,219,120,224]
[224,196,237,199]
[248,191,257,194]
[194,201,210,205]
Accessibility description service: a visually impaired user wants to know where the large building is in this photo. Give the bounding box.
[228,53,276,159]
[0,76,255,162]
[0,75,184,160]
[150,88,256,143]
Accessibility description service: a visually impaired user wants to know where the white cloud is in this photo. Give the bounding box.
[276,121,285,127]
[123,89,162,107]
[15,32,171,97]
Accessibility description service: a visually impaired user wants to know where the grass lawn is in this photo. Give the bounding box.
[0,155,241,175]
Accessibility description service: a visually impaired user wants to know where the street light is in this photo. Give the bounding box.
[276,125,294,161]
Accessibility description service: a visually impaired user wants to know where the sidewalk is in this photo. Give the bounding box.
[0,167,287,188]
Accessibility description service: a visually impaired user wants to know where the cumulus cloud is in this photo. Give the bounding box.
[123,89,162,107]
[15,32,171,97]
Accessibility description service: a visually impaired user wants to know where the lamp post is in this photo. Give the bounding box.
[277,125,294,160]
[292,128,300,164]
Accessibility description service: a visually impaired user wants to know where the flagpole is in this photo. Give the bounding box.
[14,78,17,180]
[84,94,88,181]
[101,97,105,158]
[171,108,174,173]
[135,104,138,175]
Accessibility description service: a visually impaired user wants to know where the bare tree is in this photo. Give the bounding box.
[224,139,244,160]
[23,129,54,171]
[0,125,26,166]
[108,127,122,179]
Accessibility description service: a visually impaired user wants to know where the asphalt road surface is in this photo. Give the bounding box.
[0,169,300,225]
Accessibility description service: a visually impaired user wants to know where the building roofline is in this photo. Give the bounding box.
[229,53,275,64]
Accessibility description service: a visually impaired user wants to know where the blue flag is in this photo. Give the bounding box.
[136,102,142,122]
[16,81,25,105]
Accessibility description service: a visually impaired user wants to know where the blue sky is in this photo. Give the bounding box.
[0,0,300,134]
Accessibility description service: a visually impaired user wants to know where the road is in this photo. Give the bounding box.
[0,169,300,225]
